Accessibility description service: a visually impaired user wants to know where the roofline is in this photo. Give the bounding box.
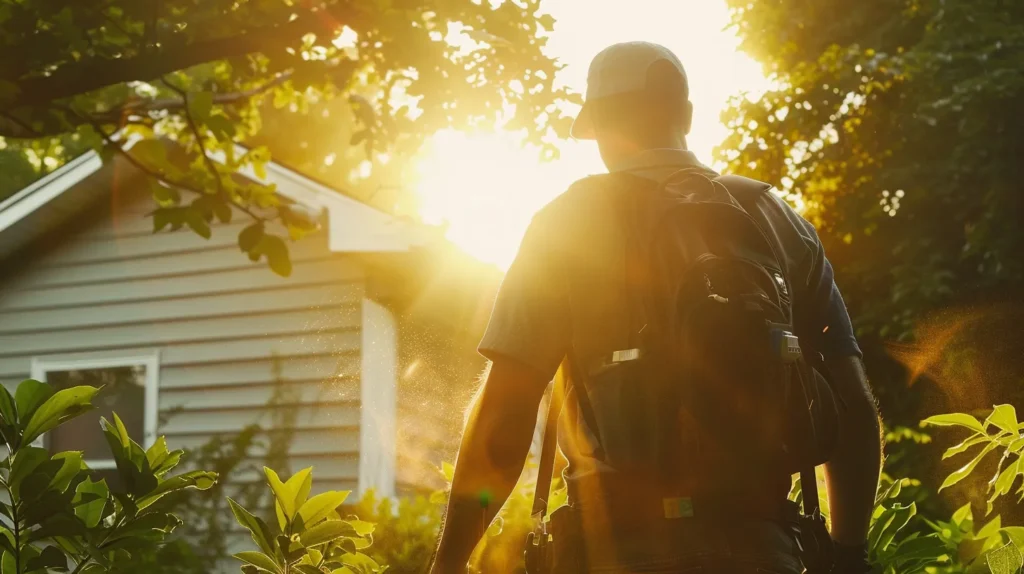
[0,151,103,235]
[0,140,428,255]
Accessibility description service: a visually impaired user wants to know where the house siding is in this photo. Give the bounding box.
[0,195,371,494]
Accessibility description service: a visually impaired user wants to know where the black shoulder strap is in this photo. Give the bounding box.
[714,174,773,203]
[531,359,569,519]
[716,175,826,519]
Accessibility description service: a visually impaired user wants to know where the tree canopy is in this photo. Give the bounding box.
[721,0,1024,418]
[0,0,575,274]
[719,0,1024,526]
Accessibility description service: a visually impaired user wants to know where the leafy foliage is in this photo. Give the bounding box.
[0,0,576,274]
[0,379,217,573]
[347,492,441,574]
[721,0,1024,434]
[922,405,1024,515]
[229,467,382,574]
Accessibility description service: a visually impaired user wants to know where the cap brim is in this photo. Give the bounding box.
[570,103,596,140]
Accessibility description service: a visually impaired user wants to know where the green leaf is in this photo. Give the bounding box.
[944,434,990,459]
[294,565,323,574]
[1002,527,1024,550]
[137,470,218,510]
[151,179,180,206]
[9,447,50,497]
[185,209,212,239]
[987,541,1024,574]
[987,405,1019,434]
[0,384,17,426]
[239,223,265,252]
[265,466,311,521]
[256,235,292,277]
[145,436,183,477]
[277,534,305,562]
[74,477,109,528]
[22,385,99,445]
[989,457,1022,504]
[15,379,55,428]
[347,519,374,537]
[188,91,214,124]
[130,139,168,171]
[101,414,157,497]
[940,441,999,491]
[25,545,67,572]
[207,114,236,140]
[233,551,283,573]
[301,520,358,546]
[107,512,181,544]
[291,468,314,512]
[228,497,279,558]
[340,552,381,573]
[2,551,14,574]
[27,515,87,542]
[213,199,232,224]
[921,413,986,433]
[977,514,1003,541]
[0,529,13,556]
[298,490,350,528]
[49,451,84,493]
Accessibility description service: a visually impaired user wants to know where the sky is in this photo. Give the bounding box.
[411,0,769,269]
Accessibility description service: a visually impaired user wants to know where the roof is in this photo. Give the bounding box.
[0,141,433,262]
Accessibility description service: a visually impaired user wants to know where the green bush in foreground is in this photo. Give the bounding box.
[228,466,383,574]
[0,379,217,573]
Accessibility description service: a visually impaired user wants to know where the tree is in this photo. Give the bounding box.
[0,0,576,274]
[719,0,1024,421]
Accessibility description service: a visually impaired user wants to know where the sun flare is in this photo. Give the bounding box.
[412,0,768,270]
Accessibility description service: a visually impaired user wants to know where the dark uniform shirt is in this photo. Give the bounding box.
[478,148,861,515]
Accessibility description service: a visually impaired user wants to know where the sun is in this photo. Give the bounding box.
[411,0,768,270]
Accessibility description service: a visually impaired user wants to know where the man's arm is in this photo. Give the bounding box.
[823,355,882,545]
[430,358,550,574]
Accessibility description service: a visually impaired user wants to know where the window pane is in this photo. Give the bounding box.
[46,366,146,460]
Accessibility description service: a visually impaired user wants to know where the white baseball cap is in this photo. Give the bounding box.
[571,41,689,140]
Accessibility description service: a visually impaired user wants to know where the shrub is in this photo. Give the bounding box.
[228,467,383,573]
[0,379,217,572]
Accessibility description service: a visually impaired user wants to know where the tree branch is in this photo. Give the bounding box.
[101,72,292,122]
[160,75,227,197]
[5,6,350,110]
[86,119,268,223]
[0,72,292,139]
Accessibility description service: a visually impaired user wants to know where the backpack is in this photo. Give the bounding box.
[572,168,841,497]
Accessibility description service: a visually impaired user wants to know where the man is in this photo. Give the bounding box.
[430,42,881,573]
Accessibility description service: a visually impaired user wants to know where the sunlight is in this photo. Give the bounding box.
[411,0,769,269]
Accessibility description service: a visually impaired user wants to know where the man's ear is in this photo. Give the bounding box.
[681,100,694,136]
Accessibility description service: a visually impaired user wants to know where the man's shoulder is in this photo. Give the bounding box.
[532,174,615,222]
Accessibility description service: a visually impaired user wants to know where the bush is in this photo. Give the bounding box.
[0,379,217,572]
[227,467,382,573]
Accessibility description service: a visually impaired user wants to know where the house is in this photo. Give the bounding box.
[0,145,503,500]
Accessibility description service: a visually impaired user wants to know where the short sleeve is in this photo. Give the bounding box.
[793,224,863,360]
[478,213,571,380]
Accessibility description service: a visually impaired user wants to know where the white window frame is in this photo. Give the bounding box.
[30,352,160,470]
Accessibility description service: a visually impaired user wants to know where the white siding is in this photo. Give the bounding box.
[358,298,397,497]
[0,194,368,491]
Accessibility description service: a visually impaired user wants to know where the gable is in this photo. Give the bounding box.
[0,144,429,266]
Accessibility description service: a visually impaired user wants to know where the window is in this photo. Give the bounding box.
[30,353,159,476]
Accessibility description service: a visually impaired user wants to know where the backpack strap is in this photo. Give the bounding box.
[714,174,773,202]
[716,175,829,521]
[531,359,569,520]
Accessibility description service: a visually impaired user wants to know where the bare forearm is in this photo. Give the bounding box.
[432,361,548,573]
[823,357,882,545]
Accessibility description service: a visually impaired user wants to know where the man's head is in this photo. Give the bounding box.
[572,42,693,168]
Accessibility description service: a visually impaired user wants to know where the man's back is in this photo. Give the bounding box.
[430,41,880,574]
